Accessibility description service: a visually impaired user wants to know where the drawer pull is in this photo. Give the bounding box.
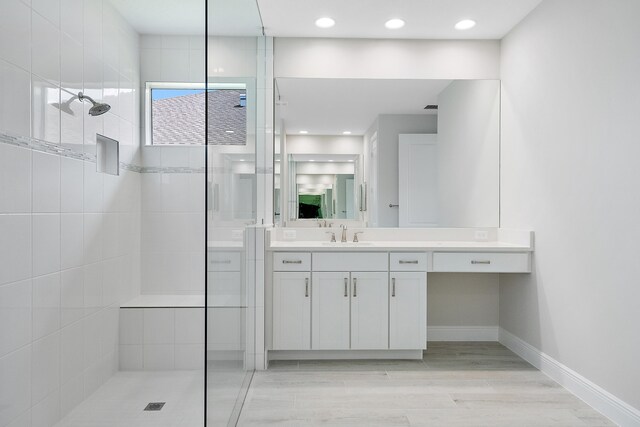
[471,260,491,265]
[305,278,309,297]
[392,277,396,297]
[344,278,348,297]
[353,277,357,297]
[399,260,419,264]
[282,260,303,264]
[210,260,232,264]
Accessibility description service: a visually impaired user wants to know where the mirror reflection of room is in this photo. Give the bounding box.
[274,78,500,228]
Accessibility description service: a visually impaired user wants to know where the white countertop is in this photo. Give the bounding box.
[268,240,532,252]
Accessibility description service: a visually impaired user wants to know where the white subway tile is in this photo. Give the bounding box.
[119,309,143,345]
[61,34,83,91]
[31,76,61,143]
[32,11,60,85]
[60,374,83,417]
[0,0,31,71]
[83,161,103,213]
[161,49,190,82]
[162,35,189,50]
[0,60,31,137]
[140,49,162,82]
[32,389,60,427]
[83,213,103,265]
[60,157,83,212]
[143,308,175,345]
[60,0,83,44]
[101,258,120,308]
[32,273,61,340]
[83,313,101,370]
[31,332,60,405]
[32,0,60,28]
[60,267,84,327]
[119,345,142,370]
[175,308,205,344]
[83,262,102,316]
[61,213,83,270]
[0,346,31,427]
[32,214,61,277]
[60,89,84,148]
[174,344,204,370]
[83,0,102,62]
[0,279,32,358]
[103,64,120,117]
[0,143,31,214]
[32,151,61,213]
[143,344,174,370]
[60,320,83,383]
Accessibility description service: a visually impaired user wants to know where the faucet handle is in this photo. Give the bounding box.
[353,231,363,243]
[326,231,336,242]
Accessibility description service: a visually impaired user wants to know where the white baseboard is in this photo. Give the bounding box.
[499,327,640,427]
[427,326,499,342]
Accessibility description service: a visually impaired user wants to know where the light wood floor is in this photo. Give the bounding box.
[237,343,614,426]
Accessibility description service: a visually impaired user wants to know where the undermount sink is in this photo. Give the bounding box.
[320,242,375,247]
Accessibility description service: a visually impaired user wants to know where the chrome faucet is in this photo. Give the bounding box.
[353,231,363,243]
[326,231,336,242]
[340,224,347,243]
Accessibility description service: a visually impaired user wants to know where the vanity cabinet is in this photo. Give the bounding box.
[350,272,389,349]
[311,272,350,349]
[272,272,311,350]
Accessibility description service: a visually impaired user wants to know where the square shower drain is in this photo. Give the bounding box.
[144,402,166,411]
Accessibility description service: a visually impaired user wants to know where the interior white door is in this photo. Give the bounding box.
[272,272,311,350]
[398,134,438,227]
[345,177,354,219]
[350,272,389,349]
[312,272,351,350]
[389,272,427,350]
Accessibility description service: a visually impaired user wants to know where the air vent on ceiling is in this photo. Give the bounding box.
[424,105,438,110]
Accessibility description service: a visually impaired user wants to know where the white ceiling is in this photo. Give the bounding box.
[276,78,453,136]
[108,0,263,36]
[109,0,541,38]
[256,0,542,39]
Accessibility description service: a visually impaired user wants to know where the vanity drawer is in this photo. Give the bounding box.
[207,251,241,271]
[313,252,388,272]
[274,252,311,271]
[432,252,530,273]
[390,253,428,271]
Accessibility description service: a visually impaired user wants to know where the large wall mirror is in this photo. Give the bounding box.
[274,78,500,228]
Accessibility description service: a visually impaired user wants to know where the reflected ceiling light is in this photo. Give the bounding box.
[348,159,354,162]
[309,159,315,162]
[455,19,476,30]
[315,17,335,28]
[342,131,352,135]
[225,130,234,134]
[299,130,308,134]
[328,160,334,162]
[385,18,405,29]
[239,159,245,162]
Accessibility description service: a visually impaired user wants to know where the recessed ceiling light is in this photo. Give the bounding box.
[342,131,352,135]
[348,159,354,162]
[328,160,334,162]
[239,159,245,162]
[225,130,234,134]
[455,19,476,30]
[315,17,335,28]
[385,18,405,29]
[299,130,308,134]
[309,159,315,162]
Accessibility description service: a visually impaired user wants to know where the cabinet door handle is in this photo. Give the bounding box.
[283,260,302,264]
[471,260,491,265]
[399,260,418,264]
[305,277,309,297]
[392,277,396,297]
[344,277,348,297]
[353,277,357,297]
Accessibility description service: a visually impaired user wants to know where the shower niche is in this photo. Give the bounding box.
[96,133,119,176]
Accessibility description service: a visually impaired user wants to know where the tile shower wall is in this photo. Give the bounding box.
[0,1,140,426]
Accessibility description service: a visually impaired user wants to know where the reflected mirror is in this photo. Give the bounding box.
[274,78,500,228]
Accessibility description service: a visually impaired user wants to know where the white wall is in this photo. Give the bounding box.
[437,80,500,227]
[376,115,437,228]
[500,0,640,413]
[0,1,141,425]
[274,38,500,79]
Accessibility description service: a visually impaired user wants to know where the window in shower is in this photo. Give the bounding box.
[145,82,247,146]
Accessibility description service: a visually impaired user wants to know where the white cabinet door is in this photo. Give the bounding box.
[273,272,311,350]
[350,272,389,350]
[389,272,427,350]
[312,272,351,350]
[398,134,438,227]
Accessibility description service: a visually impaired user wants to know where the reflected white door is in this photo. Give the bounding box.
[345,178,354,219]
[398,134,438,227]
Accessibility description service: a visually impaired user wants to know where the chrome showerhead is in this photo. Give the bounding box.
[77,91,111,116]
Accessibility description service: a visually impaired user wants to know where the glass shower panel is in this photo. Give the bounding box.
[206,0,264,425]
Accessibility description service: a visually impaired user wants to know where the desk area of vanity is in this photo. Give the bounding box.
[265,227,533,361]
